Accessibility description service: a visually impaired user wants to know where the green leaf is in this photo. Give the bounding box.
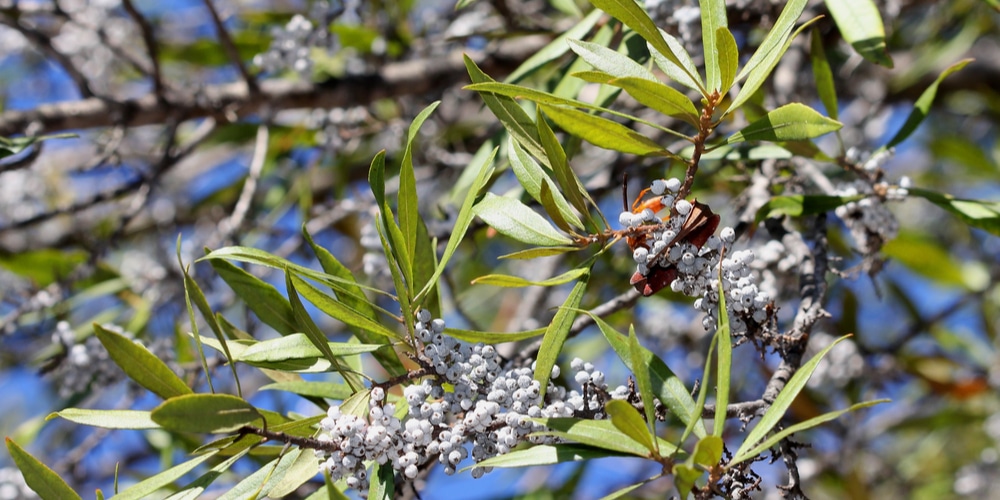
[165,448,251,499]
[728,0,809,113]
[0,132,75,160]
[303,227,405,377]
[499,246,581,259]
[400,101,440,275]
[465,56,546,165]
[443,327,547,344]
[589,0,705,94]
[471,267,589,288]
[370,151,414,305]
[607,76,700,125]
[567,38,657,81]
[532,418,678,456]
[473,193,574,246]
[367,462,394,500]
[590,314,706,438]
[692,435,724,467]
[216,450,302,500]
[701,0,728,91]
[648,30,703,92]
[6,438,83,500]
[47,409,158,430]
[754,194,864,225]
[627,326,658,454]
[269,450,320,498]
[534,273,590,400]
[727,103,841,144]
[94,324,192,399]
[824,0,893,67]
[0,248,87,287]
[286,273,364,390]
[734,335,853,460]
[151,394,262,433]
[714,278,731,438]
[730,399,888,466]
[290,273,402,340]
[716,27,738,94]
[539,104,673,157]
[415,147,497,304]
[466,444,625,470]
[883,59,973,150]
[237,333,382,363]
[259,381,354,400]
[882,231,969,288]
[507,136,584,231]
[113,453,217,500]
[673,463,702,497]
[908,187,1000,237]
[505,9,604,83]
[209,258,297,335]
[536,110,603,230]
[810,29,839,120]
[605,400,657,455]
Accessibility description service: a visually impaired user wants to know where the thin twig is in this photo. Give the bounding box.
[220,124,269,243]
[121,0,165,99]
[202,0,258,96]
[0,15,94,98]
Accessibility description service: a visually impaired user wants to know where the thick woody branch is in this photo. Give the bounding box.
[0,36,550,137]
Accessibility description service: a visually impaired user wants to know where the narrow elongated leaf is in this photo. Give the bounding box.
[534,274,590,400]
[443,327,546,343]
[716,27,738,94]
[728,0,809,113]
[701,0,728,91]
[540,179,576,233]
[472,267,589,287]
[606,400,657,455]
[368,462,394,500]
[824,0,892,67]
[260,381,354,400]
[415,147,497,304]
[400,102,440,270]
[286,274,364,390]
[628,326,658,453]
[163,448,250,499]
[113,452,217,500]
[539,104,672,157]
[465,444,625,470]
[590,314,706,437]
[6,438,82,500]
[567,38,656,82]
[216,451,301,500]
[505,9,604,83]
[754,194,865,225]
[465,56,546,164]
[810,29,839,120]
[883,59,973,150]
[269,450,320,498]
[734,335,853,459]
[507,137,584,231]
[151,394,262,433]
[536,110,603,230]
[94,324,191,399]
[532,418,678,456]
[473,193,573,246]
[210,259,296,335]
[714,279,732,438]
[291,274,401,340]
[590,0,704,94]
[369,151,413,300]
[237,333,382,363]
[648,30,703,92]
[303,228,405,376]
[499,246,581,259]
[608,77,700,125]
[727,103,841,144]
[673,463,702,497]
[48,409,158,430]
[730,399,889,466]
[908,187,1000,236]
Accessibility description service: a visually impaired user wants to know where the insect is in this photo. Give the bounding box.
[624,180,720,296]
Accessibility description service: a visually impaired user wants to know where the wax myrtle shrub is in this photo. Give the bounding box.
[3,0,1000,499]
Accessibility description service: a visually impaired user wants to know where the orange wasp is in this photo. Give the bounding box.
[623,178,720,296]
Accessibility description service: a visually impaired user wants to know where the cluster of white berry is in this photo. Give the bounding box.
[50,321,125,398]
[833,176,909,254]
[252,1,346,78]
[316,310,629,491]
[620,179,771,337]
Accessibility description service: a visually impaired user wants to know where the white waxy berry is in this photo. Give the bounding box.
[417,309,432,323]
[665,178,681,191]
[675,199,692,215]
[618,211,634,227]
[632,247,649,263]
